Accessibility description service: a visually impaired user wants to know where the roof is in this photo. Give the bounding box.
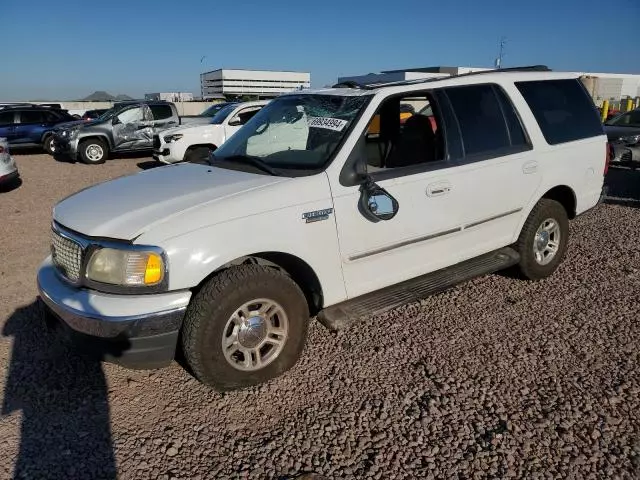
[291,68,580,97]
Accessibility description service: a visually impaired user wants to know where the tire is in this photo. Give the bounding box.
[43,134,56,155]
[79,138,108,164]
[181,265,309,390]
[184,146,214,164]
[515,198,569,280]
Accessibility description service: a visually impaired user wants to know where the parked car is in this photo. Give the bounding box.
[38,68,607,390]
[0,105,77,154]
[0,137,19,187]
[603,108,640,168]
[82,109,110,121]
[52,100,180,164]
[179,102,239,126]
[153,101,268,164]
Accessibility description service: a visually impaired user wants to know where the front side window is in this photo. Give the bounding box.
[446,85,511,155]
[213,94,370,171]
[210,104,238,124]
[116,107,144,124]
[201,103,234,117]
[20,110,45,124]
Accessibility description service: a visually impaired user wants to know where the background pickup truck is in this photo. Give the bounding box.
[52,100,220,164]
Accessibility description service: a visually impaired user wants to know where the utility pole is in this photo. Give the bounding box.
[495,37,506,69]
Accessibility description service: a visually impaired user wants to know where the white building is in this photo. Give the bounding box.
[200,69,310,99]
[145,92,194,102]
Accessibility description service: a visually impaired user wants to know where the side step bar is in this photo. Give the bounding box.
[317,247,520,331]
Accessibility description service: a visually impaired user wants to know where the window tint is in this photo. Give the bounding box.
[234,107,263,125]
[0,111,15,126]
[446,85,510,155]
[494,86,528,147]
[150,104,173,120]
[43,111,60,123]
[20,110,44,124]
[516,79,603,145]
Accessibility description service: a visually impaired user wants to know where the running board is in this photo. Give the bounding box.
[317,247,520,331]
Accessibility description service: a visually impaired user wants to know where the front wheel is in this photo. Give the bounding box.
[181,265,309,390]
[43,134,56,155]
[78,138,108,164]
[515,199,569,280]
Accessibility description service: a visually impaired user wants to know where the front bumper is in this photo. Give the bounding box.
[609,142,640,166]
[52,135,79,160]
[37,256,192,369]
[152,135,184,164]
[0,158,19,185]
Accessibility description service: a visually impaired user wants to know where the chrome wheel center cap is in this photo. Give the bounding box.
[536,230,549,250]
[238,316,267,348]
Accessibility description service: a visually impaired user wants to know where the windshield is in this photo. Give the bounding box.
[212,94,370,172]
[210,104,238,124]
[201,103,234,117]
[96,107,117,121]
[605,109,640,127]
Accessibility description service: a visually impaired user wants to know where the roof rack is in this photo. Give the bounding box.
[333,65,552,90]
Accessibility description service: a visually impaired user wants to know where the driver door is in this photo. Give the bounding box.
[224,105,264,141]
[112,105,154,150]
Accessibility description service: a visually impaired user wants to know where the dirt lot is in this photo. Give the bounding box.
[1,153,639,479]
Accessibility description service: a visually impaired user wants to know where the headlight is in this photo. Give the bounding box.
[86,248,165,287]
[620,135,640,145]
[164,134,183,143]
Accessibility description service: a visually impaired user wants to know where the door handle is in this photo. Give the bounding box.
[426,182,452,197]
[522,160,538,174]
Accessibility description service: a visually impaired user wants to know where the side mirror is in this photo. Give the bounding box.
[358,180,399,222]
[112,116,120,125]
[228,117,242,126]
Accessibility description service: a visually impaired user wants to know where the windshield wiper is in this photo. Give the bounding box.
[213,154,277,176]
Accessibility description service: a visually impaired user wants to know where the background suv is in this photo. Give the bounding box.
[0,105,76,154]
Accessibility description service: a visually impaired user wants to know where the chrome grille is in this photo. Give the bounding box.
[621,151,632,162]
[51,230,83,282]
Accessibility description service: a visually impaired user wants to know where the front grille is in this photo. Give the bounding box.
[51,230,83,282]
[153,135,161,149]
[621,150,632,162]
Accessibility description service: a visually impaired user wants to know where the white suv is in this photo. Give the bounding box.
[38,67,608,390]
[152,101,268,164]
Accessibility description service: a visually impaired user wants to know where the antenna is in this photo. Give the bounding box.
[495,37,506,69]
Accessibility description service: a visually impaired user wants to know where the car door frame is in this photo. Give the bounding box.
[15,109,47,145]
[111,104,154,151]
[223,104,265,140]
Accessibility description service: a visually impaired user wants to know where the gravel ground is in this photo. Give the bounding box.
[0,154,639,480]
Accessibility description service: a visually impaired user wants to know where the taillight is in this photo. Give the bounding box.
[604,142,612,175]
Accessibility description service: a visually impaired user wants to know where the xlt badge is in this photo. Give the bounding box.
[302,208,333,223]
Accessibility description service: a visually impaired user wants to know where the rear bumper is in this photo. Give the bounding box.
[37,257,191,369]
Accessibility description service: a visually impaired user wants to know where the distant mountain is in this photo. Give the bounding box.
[79,91,134,102]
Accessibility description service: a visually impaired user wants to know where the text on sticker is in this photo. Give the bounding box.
[308,117,348,132]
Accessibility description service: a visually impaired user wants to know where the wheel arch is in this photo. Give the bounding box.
[540,185,577,219]
[78,134,112,152]
[193,252,324,316]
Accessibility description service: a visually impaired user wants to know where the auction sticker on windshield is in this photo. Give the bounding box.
[308,117,348,132]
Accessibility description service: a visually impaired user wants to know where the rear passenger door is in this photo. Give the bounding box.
[440,83,541,258]
[15,110,47,145]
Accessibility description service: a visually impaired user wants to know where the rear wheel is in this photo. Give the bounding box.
[184,146,215,164]
[43,134,56,155]
[79,138,108,164]
[181,265,309,390]
[515,199,569,280]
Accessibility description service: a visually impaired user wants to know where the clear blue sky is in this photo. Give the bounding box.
[3,0,639,100]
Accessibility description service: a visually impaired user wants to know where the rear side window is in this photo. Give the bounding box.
[515,79,603,145]
[0,111,15,126]
[445,84,511,156]
[20,110,45,124]
[150,104,173,120]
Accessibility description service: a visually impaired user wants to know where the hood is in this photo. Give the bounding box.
[163,123,217,136]
[53,163,287,240]
[603,125,640,141]
[55,119,101,130]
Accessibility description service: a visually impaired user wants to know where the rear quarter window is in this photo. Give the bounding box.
[150,104,173,120]
[515,79,603,145]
